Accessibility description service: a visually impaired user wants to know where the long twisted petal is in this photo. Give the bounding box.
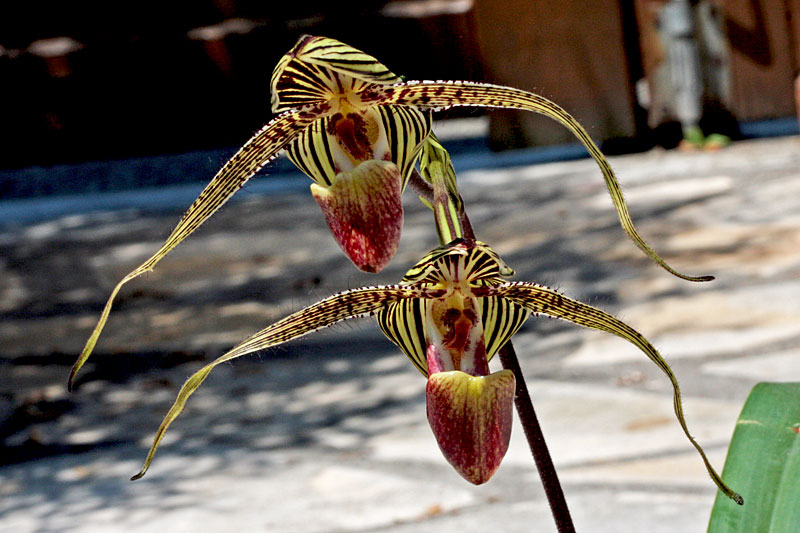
[131,284,435,481]
[484,281,742,505]
[375,82,713,283]
[69,108,321,391]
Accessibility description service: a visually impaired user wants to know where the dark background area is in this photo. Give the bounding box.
[0,1,486,170]
[1,0,798,172]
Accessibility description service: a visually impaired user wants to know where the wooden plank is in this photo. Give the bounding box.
[789,0,800,71]
[723,0,797,119]
[472,0,638,148]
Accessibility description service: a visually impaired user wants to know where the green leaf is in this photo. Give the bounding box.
[708,382,800,532]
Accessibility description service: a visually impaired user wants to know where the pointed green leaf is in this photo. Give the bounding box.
[708,382,800,531]
[419,133,465,244]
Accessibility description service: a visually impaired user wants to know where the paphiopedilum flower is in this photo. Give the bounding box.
[69,35,712,391]
[125,239,741,505]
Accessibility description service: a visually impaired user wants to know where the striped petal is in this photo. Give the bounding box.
[377,105,432,184]
[271,35,402,114]
[377,239,525,375]
[131,284,432,481]
[478,290,529,359]
[286,105,431,188]
[285,116,339,186]
[69,108,321,390]
[377,298,429,375]
[373,81,714,283]
[486,280,743,505]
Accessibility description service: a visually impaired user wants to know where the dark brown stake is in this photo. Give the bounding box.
[499,342,576,533]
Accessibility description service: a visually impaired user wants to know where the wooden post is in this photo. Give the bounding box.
[472,0,639,149]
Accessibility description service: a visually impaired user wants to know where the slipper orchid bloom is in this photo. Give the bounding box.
[69,35,711,391]
[126,239,741,506]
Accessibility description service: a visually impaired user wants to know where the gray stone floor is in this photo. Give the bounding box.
[1,134,799,532]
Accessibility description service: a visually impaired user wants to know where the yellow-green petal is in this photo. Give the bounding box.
[69,108,320,391]
[491,280,742,504]
[131,284,430,480]
[376,81,714,283]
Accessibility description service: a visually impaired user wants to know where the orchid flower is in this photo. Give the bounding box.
[69,35,712,391]
[125,237,740,504]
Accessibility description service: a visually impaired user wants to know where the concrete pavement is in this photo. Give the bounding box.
[1,131,799,532]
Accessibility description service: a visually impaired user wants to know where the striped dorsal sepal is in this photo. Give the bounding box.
[377,239,525,376]
[271,35,402,114]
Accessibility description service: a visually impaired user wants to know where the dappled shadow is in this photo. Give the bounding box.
[0,332,437,531]
[4,135,800,530]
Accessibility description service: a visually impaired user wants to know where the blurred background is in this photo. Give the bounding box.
[2,0,799,176]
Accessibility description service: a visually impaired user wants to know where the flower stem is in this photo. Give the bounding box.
[499,342,576,533]
[413,155,575,530]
